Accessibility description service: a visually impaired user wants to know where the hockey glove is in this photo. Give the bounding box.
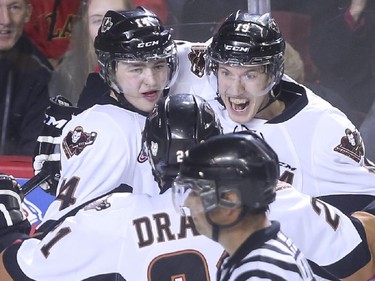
[33,95,83,195]
[0,174,30,235]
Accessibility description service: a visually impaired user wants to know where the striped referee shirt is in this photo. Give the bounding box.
[217,221,316,281]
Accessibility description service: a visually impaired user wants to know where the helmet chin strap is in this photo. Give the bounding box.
[211,224,220,242]
[111,89,149,117]
[257,83,281,113]
[207,207,248,242]
[256,83,281,114]
[256,91,276,114]
[159,178,173,194]
[215,94,225,108]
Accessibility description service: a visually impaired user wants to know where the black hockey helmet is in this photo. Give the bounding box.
[207,11,285,89]
[142,94,222,193]
[175,131,278,214]
[94,7,178,93]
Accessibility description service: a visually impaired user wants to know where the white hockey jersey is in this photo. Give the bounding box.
[209,79,375,199]
[2,190,224,281]
[38,104,160,229]
[171,40,216,102]
[7,41,370,280]
[270,182,368,279]
[37,41,213,230]
[173,42,375,201]
[1,183,369,280]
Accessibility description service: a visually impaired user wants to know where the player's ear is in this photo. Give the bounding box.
[220,190,241,208]
[24,2,32,24]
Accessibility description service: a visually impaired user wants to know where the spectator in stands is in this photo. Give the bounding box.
[48,0,133,104]
[0,0,52,156]
[283,41,305,83]
[310,0,375,126]
[23,0,81,69]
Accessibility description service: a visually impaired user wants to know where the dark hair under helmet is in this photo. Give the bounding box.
[207,11,285,87]
[94,6,178,93]
[142,93,222,193]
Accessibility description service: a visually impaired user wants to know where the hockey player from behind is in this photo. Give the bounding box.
[32,7,179,230]
[174,10,375,215]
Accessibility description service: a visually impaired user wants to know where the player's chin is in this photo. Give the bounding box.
[138,102,156,113]
[142,90,163,102]
[145,98,164,112]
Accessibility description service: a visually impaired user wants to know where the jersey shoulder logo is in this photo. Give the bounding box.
[188,44,207,78]
[334,128,364,162]
[62,126,98,159]
[84,195,111,211]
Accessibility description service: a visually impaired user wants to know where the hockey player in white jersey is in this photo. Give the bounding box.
[0,94,224,280]
[0,94,375,279]
[173,10,375,215]
[33,7,179,230]
[173,132,375,280]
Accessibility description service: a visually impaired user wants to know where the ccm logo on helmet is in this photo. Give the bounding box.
[137,40,159,48]
[224,44,249,52]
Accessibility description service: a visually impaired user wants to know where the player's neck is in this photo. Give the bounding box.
[256,99,285,120]
[219,214,271,256]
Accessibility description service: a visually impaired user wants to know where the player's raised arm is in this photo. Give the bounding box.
[32,96,83,196]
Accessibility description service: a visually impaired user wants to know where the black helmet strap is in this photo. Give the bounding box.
[206,205,248,242]
[113,89,149,117]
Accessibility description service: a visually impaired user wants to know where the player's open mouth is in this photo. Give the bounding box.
[142,90,159,101]
[229,97,249,112]
[143,90,157,95]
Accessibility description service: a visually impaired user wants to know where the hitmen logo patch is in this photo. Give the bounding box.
[188,44,207,78]
[84,195,111,211]
[101,17,113,33]
[62,126,98,159]
[334,128,364,163]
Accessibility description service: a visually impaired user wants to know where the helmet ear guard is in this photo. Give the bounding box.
[96,52,122,93]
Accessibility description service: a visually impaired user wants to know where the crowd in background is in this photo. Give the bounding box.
[0,0,374,160]
[0,1,375,280]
